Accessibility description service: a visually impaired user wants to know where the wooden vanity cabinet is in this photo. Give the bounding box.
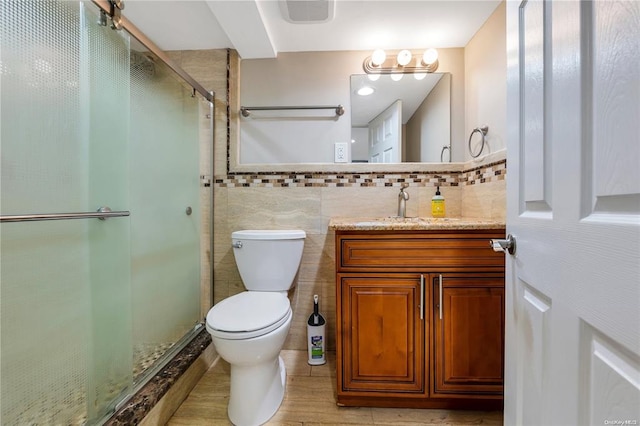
[339,274,426,396]
[335,229,505,410]
[431,274,505,397]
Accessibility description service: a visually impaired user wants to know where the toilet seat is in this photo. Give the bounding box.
[206,291,291,340]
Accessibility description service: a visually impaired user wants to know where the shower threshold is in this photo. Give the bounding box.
[99,324,210,426]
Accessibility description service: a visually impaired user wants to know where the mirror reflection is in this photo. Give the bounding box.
[350,73,451,163]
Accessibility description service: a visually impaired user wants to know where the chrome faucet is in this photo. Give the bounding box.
[398,183,410,217]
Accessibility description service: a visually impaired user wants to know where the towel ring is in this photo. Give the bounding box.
[468,125,489,158]
[440,145,451,162]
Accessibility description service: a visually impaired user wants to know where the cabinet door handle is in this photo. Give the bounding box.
[420,274,425,320]
[439,274,443,320]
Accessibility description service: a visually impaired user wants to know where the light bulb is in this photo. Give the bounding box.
[367,73,381,82]
[390,73,403,81]
[414,73,427,80]
[371,49,386,67]
[396,49,412,66]
[422,48,439,65]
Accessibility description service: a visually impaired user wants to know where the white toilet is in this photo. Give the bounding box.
[205,229,306,426]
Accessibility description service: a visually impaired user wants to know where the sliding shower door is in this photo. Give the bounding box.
[129,46,201,379]
[1,1,132,423]
[0,1,203,424]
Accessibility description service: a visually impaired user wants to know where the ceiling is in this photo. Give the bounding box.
[350,73,444,127]
[122,0,503,59]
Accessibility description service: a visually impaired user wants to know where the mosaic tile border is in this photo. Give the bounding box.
[461,160,507,185]
[215,160,506,188]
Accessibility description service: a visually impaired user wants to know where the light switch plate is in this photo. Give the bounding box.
[334,142,348,163]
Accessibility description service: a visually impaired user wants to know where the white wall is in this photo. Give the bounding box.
[240,52,353,164]
[464,1,506,161]
[405,74,451,162]
[350,127,368,162]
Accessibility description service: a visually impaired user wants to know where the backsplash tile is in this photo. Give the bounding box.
[460,160,507,185]
[213,160,505,189]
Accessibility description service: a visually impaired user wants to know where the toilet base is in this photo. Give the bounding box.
[228,355,287,426]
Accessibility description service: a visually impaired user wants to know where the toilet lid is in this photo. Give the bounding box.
[231,230,306,240]
[206,292,290,334]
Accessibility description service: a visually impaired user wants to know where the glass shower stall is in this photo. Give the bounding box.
[0,1,212,423]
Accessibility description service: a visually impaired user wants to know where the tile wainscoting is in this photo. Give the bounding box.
[212,156,507,354]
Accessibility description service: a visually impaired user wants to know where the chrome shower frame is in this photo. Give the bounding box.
[92,0,214,103]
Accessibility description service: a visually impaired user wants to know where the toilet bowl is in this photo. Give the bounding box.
[205,230,306,426]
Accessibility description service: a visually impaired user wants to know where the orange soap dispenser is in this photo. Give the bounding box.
[431,186,445,218]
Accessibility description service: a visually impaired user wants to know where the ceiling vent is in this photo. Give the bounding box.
[279,0,335,24]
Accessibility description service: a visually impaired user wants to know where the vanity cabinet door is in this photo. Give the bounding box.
[338,274,427,396]
[431,274,504,397]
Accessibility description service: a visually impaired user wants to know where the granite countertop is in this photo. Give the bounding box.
[328,216,506,231]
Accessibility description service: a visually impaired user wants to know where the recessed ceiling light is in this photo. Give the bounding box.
[357,86,375,96]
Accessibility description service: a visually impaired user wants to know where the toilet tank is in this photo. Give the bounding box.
[232,230,306,291]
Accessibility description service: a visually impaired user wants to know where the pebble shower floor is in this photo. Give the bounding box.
[10,342,173,425]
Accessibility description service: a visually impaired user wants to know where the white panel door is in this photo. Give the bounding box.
[368,100,402,163]
[505,1,640,425]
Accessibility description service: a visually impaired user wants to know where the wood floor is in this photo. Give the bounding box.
[168,350,503,426]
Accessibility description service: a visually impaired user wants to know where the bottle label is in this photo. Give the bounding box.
[311,336,323,358]
[432,200,445,217]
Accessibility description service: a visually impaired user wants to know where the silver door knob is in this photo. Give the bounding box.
[490,234,516,255]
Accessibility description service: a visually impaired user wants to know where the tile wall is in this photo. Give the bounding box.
[166,49,227,318]
[213,160,506,352]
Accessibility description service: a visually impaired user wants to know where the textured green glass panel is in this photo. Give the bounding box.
[0,1,132,423]
[129,49,201,374]
[81,3,133,421]
[0,2,90,423]
[0,1,202,424]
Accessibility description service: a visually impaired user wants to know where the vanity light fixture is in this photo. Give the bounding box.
[370,49,386,66]
[422,48,439,66]
[396,49,412,66]
[363,48,439,75]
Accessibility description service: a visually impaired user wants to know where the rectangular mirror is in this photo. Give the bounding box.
[235,50,466,172]
[350,73,451,163]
